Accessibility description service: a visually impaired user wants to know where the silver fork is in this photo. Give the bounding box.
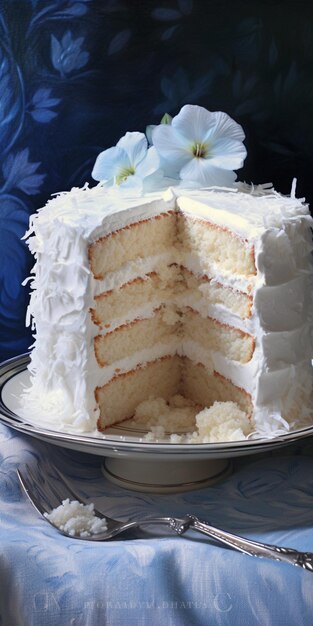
[17,463,313,572]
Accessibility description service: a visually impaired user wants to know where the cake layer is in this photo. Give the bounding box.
[91,273,162,330]
[93,302,254,370]
[91,267,180,329]
[89,211,176,278]
[177,213,256,277]
[183,308,254,363]
[96,355,253,429]
[96,355,182,428]
[89,208,258,288]
[91,264,252,333]
[94,308,178,367]
[182,359,253,417]
[182,267,252,319]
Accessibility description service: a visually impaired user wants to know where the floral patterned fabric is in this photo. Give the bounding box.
[1,422,313,625]
[1,0,313,360]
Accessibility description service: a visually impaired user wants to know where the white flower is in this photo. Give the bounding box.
[152,104,247,187]
[92,131,160,192]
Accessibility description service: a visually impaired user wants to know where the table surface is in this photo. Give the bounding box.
[1,422,313,626]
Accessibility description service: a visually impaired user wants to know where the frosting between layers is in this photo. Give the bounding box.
[21,184,313,436]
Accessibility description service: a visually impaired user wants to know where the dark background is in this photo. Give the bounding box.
[1,0,313,361]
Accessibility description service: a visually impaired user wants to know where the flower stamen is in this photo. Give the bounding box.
[116,166,135,184]
[192,142,209,159]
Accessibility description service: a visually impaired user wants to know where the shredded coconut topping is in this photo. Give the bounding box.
[44,499,108,537]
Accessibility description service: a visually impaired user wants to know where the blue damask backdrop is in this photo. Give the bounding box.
[1,0,313,361]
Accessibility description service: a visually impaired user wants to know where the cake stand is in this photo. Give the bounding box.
[1,354,312,493]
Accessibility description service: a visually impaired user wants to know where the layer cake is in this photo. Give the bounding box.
[22,184,313,439]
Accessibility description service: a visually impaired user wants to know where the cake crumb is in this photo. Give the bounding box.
[169,394,195,408]
[133,395,198,431]
[134,397,251,443]
[191,401,251,443]
[44,499,108,537]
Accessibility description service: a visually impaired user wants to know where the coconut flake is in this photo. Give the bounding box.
[44,499,107,537]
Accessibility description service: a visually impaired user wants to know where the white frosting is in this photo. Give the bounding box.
[177,186,311,238]
[179,251,254,293]
[88,340,179,389]
[94,251,176,294]
[21,183,313,437]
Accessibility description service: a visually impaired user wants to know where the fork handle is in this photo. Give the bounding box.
[185,516,313,572]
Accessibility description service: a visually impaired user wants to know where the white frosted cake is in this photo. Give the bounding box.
[21,105,313,440]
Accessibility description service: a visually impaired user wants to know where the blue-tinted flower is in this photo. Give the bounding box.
[152,1,193,41]
[108,29,131,55]
[146,112,172,146]
[92,131,160,193]
[29,87,61,123]
[62,1,92,17]
[146,114,180,180]
[152,104,247,187]
[1,149,45,195]
[154,68,217,116]
[0,41,24,155]
[51,31,89,77]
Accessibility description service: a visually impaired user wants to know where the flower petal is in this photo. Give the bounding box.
[208,138,247,169]
[146,124,156,146]
[92,146,128,182]
[142,169,166,192]
[136,146,160,178]
[203,111,246,144]
[117,132,148,167]
[120,173,143,194]
[152,124,191,167]
[171,104,217,143]
[180,158,237,187]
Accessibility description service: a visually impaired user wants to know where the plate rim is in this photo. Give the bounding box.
[1,353,313,456]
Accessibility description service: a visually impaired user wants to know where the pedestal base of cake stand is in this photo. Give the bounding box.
[101,457,232,493]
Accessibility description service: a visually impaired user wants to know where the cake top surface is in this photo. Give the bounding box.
[26,181,311,245]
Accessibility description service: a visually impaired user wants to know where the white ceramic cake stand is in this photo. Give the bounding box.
[1,354,312,493]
